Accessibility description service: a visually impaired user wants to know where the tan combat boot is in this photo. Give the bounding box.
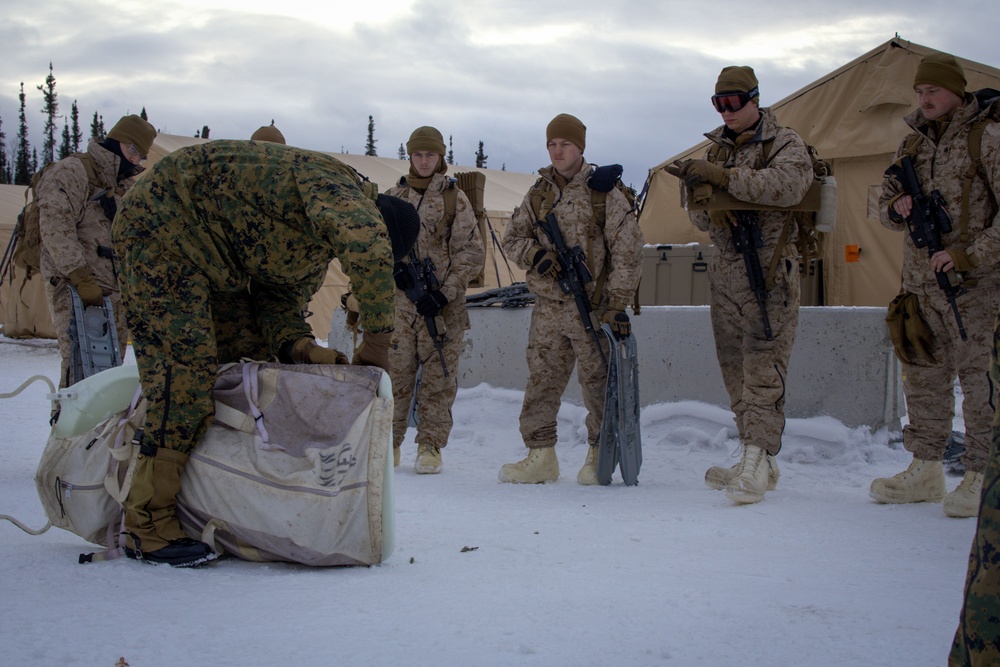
[706,453,780,491]
[499,447,559,484]
[869,458,945,504]
[943,471,984,518]
[577,446,600,485]
[725,445,770,504]
[414,443,442,474]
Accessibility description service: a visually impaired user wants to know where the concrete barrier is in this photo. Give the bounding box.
[330,305,904,431]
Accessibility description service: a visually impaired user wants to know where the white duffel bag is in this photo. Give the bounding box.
[35,361,395,566]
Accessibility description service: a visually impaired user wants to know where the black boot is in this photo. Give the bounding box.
[126,537,218,568]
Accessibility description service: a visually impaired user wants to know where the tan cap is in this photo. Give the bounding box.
[406,126,446,155]
[546,113,586,152]
[251,125,286,144]
[914,53,966,98]
[715,66,759,95]
[107,115,157,156]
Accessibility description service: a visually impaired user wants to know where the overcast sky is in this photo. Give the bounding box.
[1,0,996,188]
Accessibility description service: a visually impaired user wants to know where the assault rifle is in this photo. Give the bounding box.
[731,211,773,341]
[536,212,608,367]
[397,250,449,376]
[887,155,967,341]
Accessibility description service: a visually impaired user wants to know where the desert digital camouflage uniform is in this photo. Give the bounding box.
[112,141,395,551]
[502,162,643,449]
[880,96,1000,475]
[689,108,813,455]
[950,318,1000,666]
[385,173,484,450]
[36,141,133,388]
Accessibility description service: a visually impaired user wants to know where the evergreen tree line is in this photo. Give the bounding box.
[367,115,503,171]
[0,63,154,186]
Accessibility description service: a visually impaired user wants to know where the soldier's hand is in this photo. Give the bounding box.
[602,304,631,339]
[891,194,914,219]
[353,331,393,371]
[68,267,105,307]
[691,183,714,205]
[683,160,729,189]
[290,337,349,364]
[531,246,560,280]
[664,160,689,178]
[416,290,448,317]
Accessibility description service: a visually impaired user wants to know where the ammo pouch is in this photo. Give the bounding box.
[885,292,936,366]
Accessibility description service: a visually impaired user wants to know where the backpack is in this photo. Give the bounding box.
[527,166,639,310]
[11,152,103,280]
[399,171,491,288]
[898,88,999,242]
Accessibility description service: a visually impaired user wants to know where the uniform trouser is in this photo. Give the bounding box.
[901,287,1000,473]
[519,298,608,449]
[116,236,270,550]
[390,303,466,449]
[709,255,800,456]
[950,311,1000,666]
[44,276,128,389]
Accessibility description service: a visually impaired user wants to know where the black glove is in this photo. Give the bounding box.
[588,164,623,193]
[393,262,413,291]
[415,289,448,317]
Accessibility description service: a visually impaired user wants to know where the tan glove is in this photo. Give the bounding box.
[682,160,730,189]
[289,337,349,365]
[353,331,392,371]
[602,303,631,339]
[531,246,560,280]
[68,266,105,306]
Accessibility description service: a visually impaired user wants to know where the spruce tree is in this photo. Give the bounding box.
[14,83,33,185]
[37,62,59,166]
[475,141,488,169]
[89,111,105,143]
[59,120,71,159]
[447,135,454,165]
[365,115,377,156]
[0,114,10,184]
[398,143,406,160]
[70,101,81,152]
[140,107,148,121]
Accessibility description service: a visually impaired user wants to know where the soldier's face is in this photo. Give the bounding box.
[915,84,963,121]
[411,151,441,178]
[720,99,760,134]
[547,139,584,179]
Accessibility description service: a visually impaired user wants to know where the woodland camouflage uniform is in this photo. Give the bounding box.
[36,139,138,388]
[385,171,484,458]
[502,161,643,456]
[689,108,813,459]
[112,140,399,559]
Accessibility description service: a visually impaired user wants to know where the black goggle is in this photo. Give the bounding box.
[711,87,759,113]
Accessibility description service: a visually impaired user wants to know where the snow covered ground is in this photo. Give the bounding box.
[0,336,977,666]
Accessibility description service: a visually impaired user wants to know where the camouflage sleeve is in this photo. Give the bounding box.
[602,188,644,306]
[440,191,485,301]
[304,175,395,333]
[727,129,813,211]
[502,194,540,270]
[36,159,90,277]
[878,139,909,232]
[689,209,711,232]
[965,122,1000,267]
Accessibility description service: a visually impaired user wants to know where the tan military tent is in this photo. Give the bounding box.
[639,38,1000,307]
[1,137,534,341]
